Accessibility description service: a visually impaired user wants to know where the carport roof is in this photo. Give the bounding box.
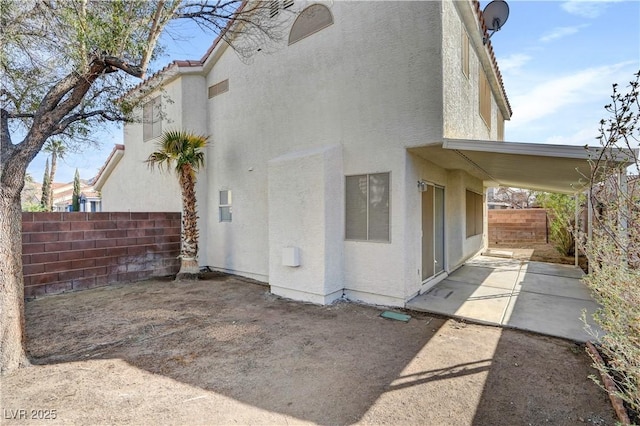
[408,138,638,194]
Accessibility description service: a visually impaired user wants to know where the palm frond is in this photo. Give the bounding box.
[145,129,208,174]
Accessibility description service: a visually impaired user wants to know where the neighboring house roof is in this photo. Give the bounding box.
[93,144,125,191]
[49,180,98,209]
[21,180,42,205]
[125,0,512,116]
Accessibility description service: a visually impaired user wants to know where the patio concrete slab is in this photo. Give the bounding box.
[502,292,600,342]
[524,261,585,278]
[464,256,523,271]
[516,273,592,300]
[420,280,512,324]
[406,256,601,342]
[446,265,521,290]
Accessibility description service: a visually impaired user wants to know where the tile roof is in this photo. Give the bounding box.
[473,0,512,116]
[126,1,512,116]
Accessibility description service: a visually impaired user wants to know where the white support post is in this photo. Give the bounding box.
[574,193,579,268]
[618,171,629,266]
[587,190,593,274]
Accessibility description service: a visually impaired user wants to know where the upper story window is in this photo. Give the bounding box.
[461,29,470,78]
[288,4,333,45]
[479,69,491,129]
[143,96,162,141]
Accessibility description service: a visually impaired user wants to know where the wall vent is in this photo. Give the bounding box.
[208,79,229,99]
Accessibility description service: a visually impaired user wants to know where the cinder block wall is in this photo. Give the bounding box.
[488,209,548,244]
[22,212,181,298]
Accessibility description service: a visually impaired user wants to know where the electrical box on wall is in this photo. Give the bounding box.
[282,247,300,267]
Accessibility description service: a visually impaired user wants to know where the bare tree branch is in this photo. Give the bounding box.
[52,109,124,136]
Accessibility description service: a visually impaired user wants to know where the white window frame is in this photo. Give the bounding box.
[345,172,391,243]
[219,190,232,222]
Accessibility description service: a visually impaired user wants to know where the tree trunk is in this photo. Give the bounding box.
[0,182,30,374]
[176,165,199,279]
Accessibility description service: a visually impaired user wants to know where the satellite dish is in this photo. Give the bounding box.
[482,0,510,44]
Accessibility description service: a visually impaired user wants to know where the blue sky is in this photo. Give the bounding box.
[26,0,640,184]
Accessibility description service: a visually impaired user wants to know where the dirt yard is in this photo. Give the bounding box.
[1,271,616,425]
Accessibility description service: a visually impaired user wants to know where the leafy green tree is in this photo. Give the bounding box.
[20,173,43,211]
[72,169,81,212]
[581,71,640,416]
[1,0,283,374]
[39,159,50,211]
[146,130,207,278]
[43,140,66,210]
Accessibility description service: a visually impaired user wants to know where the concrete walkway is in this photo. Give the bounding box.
[406,255,602,342]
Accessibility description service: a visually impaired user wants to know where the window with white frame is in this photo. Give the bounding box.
[219,190,232,222]
[143,96,162,141]
[345,173,390,242]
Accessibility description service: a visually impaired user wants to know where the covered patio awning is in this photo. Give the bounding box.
[409,138,637,194]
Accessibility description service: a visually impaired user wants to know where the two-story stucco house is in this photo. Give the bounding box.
[95,1,598,307]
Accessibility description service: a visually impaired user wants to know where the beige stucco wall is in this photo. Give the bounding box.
[104,0,501,307]
[441,0,502,140]
[203,1,444,304]
[101,75,208,213]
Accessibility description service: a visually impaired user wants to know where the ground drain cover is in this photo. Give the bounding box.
[380,311,412,322]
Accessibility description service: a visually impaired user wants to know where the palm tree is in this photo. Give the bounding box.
[146,130,208,279]
[40,159,50,211]
[43,140,65,210]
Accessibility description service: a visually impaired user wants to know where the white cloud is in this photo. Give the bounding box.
[539,25,588,43]
[497,53,532,74]
[543,127,602,146]
[561,0,622,18]
[507,62,634,130]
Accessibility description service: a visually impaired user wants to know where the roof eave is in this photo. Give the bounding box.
[94,145,125,191]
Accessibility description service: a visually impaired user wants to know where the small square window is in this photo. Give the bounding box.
[219,190,232,222]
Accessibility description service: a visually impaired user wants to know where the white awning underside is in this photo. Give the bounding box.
[409,139,637,195]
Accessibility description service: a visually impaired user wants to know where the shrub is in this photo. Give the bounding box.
[580,71,640,417]
[536,192,581,256]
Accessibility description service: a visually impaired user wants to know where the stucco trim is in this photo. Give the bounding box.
[443,138,636,161]
[93,144,125,191]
